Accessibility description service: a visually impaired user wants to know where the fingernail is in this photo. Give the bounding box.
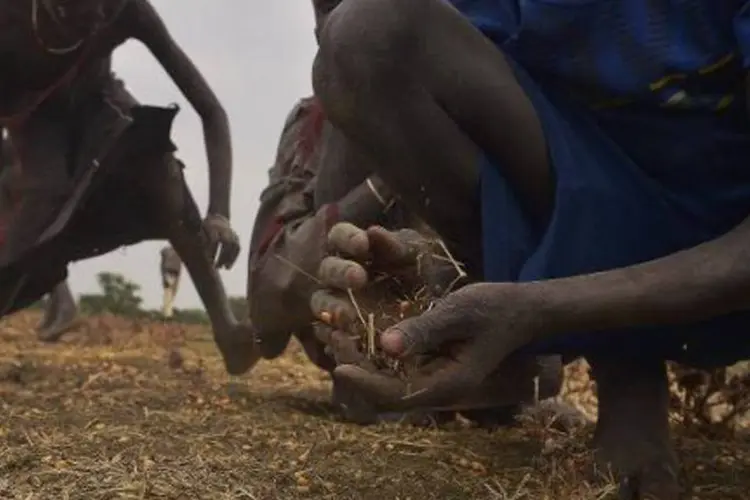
[345,266,367,288]
[319,311,332,324]
[349,233,369,255]
[380,329,404,355]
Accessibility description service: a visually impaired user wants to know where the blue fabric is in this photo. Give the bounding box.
[454,0,750,110]
[449,0,518,46]
[735,2,750,67]
[449,0,750,366]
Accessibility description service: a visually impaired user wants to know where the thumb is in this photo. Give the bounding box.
[380,298,471,358]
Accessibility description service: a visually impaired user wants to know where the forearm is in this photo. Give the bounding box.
[126,0,233,217]
[533,216,750,337]
[204,108,232,217]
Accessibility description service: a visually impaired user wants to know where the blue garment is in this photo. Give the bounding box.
[449,0,750,366]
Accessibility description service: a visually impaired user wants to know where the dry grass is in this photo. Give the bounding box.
[342,236,468,374]
[0,311,749,499]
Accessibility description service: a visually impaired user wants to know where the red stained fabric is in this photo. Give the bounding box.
[298,97,325,163]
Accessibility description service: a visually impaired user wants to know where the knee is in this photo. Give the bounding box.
[313,0,423,113]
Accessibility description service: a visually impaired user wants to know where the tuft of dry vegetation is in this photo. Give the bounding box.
[1,311,750,499]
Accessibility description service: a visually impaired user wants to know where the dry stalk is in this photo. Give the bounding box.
[272,254,322,285]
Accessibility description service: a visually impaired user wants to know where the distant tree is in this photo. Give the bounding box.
[171,308,210,325]
[75,271,215,325]
[79,272,143,317]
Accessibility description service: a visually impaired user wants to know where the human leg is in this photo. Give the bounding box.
[140,152,258,375]
[161,270,180,319]
[314,0,551,268]
[37,279,78,342]
[588,355,680,500]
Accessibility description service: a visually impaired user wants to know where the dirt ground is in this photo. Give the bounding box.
[1,311,749,499]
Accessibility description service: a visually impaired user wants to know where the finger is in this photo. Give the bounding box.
[318,256,368,290]
[310,289,359,330]
[329,330,364,365]
[333,364,409,409]
[217,236,240,269]
[209,241,220,268]
[366,226,425,267]
[313,326,364,365]
[313,323,334,345]
[421,251,469,295]
[399,365,484,409]
[335,357,485,411]
[214,233,232,269]
[406,337,524,410]
[203,228,219,266]
[379,301,472,357]
[339,364,502,412]
[327,222,370,259]
[215,243,228,269]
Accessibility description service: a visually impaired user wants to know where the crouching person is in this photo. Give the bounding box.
[0,1,255,375]
[311,0,750,497]
[247,95,565,426]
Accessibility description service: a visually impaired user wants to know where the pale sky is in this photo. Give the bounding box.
[68,1,318,309]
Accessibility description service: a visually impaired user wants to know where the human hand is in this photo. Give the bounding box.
[202,213,241,269]
[309,222,448,331]
[310,222,515,409]
[333,281,544,411]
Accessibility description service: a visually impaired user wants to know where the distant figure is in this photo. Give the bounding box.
[160,246,182,319]
[37,281,79,342]
[1,131,77,342]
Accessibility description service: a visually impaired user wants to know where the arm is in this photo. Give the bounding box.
[124,0,232,217]
[533,215,750,338]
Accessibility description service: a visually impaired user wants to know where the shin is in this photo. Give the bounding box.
[154,155,258,375]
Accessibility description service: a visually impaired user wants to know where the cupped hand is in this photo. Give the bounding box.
[309,222,436,332]
[332,281,544,411]
[308,222,539,413]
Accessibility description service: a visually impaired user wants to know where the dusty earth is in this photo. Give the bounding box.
[0,311,749,499]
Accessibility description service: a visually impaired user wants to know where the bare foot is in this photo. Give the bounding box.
[594,430,681,500]
[37,316,78,343]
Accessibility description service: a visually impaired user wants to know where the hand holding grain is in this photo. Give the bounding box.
[309,222,544,411]
[311,227,546,411]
